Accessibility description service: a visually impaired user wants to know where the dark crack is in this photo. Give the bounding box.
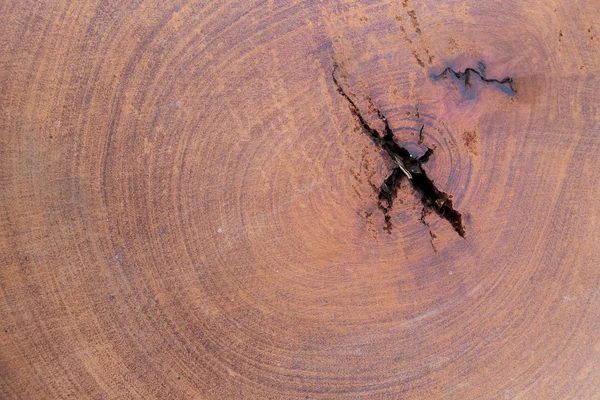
[432,61,516,95]
[417,124,425,145]
[419,207,438,252]
[333,64,465,237]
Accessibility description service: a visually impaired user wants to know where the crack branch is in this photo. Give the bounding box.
[333,64,465,237]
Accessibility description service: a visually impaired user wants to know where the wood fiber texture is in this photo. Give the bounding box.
[1,0,600,398]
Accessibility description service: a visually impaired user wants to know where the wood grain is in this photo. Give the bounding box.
[1,0,600,398]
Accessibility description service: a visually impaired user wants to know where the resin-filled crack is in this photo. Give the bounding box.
[332,64,465,237]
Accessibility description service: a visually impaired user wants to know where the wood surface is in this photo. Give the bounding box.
[2,0,600,398]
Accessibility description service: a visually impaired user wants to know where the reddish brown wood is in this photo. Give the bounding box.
[2,0,600,398]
